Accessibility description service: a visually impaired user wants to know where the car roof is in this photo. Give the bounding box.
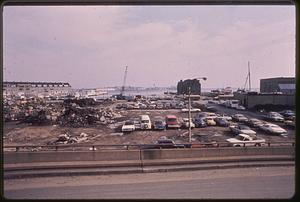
[166,115,177,118]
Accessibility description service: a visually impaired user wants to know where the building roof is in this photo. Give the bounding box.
[278,84,295,90]
[4,81,71,86]
[260,77,295,81]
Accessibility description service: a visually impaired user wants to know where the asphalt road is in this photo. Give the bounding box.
[4,166,295,199]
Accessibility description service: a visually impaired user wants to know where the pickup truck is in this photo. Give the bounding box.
[226,134,266,147]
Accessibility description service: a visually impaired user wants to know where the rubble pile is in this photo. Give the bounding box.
[57,104,122,128]
[4,98,63,123]
[64,98,98,107]
[4,97,122,127]
[47,133,89,145]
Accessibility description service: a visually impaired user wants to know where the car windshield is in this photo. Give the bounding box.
[167,118,177,122]
[125,121,134,125]
[155,120,163,124]
[239,125,250,130]
[270,125,279,128]
[236,135,245,140]
[141,120,149,123]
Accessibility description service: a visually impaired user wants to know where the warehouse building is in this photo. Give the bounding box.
[3,81,72,98]
[234,77,295,109]
[234,92,294,109]
[260,77,295,94]
[177,79,201,95]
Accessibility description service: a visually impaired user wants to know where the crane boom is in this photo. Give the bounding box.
[120,66,128,96]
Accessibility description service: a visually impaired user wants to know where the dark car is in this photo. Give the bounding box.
[153,119,166,130]
[279,110,295,120]
[215,117,230,127]
[139,139,186,149]
[206,105,218,112]
[193,118,207,128]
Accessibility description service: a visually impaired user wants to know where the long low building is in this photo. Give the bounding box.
[3,81,72,98]
[234,92,295,109]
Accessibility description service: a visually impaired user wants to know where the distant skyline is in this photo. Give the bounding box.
[3,5,295,89]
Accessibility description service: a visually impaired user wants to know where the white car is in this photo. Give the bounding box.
[232,114,248,122]
[121,121,135,132]
[226,134,266,147]
[259,123,287,134]
[217,114,232,121]
[181,118,195,128]
[235,105,246,110]
[181,108,201,113]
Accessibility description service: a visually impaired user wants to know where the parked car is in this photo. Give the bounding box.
[226,134,266,147]
[139,115,152,130]
[205,105,218,112]
[235,105,246,111]
[279,110,295,119]
[205,117,216,126]
[165,115,180,129]
[229,124,256,136]
[217,114,232,121]
[181,118,195,129]
[181,108,201,113]
[232,114,248,122]
[121,120,135,132]
[153,119,166,130]
[215,117,230,127]
[154,138,186,149]
[262,112,284,122]
[194,112,218,119]
[246,118,264,128]
[259,123,287,135]
[193,117,207,128]
[284,119,295,128]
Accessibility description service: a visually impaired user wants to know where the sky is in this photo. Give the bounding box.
[3,5,295,89]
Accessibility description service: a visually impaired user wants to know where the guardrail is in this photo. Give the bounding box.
[3,141,295,152]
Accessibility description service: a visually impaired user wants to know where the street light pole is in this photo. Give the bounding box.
[188,87,192,143]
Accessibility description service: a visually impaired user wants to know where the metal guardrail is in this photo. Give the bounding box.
[3,141,295,152]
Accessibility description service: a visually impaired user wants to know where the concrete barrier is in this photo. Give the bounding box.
[4,150,140,164]
[4,146,295,164]
[141,147,295,160]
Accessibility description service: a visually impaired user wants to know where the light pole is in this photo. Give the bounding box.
[187,77,207,143]
[188,87,192,143]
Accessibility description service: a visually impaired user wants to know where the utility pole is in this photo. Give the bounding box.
[188,86,192,143]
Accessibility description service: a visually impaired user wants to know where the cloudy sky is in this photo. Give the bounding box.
[3,5,295,89]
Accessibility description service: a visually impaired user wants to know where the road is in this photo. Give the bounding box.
[4,166,295,199]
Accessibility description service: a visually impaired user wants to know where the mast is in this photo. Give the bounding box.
[248,61,251,91]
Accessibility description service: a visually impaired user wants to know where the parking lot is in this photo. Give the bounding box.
[3,97,295,147]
